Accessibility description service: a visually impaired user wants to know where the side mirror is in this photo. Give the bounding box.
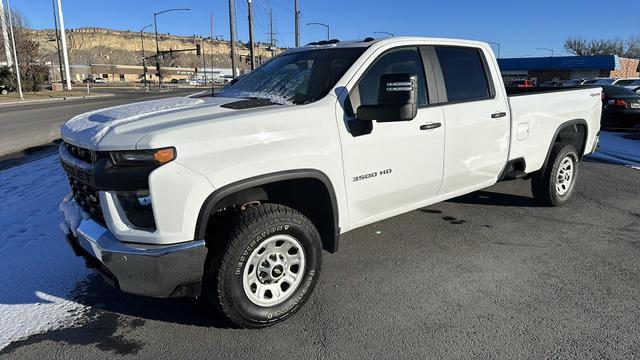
[356,73,418,122]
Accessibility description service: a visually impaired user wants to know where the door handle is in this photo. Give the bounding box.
[420,122,442,130]
[491,112,507,119]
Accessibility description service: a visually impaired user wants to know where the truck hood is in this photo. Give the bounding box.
[61,96,279,150]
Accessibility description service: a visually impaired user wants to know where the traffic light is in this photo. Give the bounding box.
[196,44,201,56]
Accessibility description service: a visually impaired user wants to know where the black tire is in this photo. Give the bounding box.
[531,143,579,207]
[204,203,322,328]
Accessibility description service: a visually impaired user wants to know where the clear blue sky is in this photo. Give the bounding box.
[12,0,640,57]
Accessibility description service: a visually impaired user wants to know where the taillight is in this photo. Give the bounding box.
[613,99,627,107]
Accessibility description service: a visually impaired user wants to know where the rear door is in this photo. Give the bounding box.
[431,45,510,196]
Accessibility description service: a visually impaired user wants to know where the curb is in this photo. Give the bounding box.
[0,93,115,106]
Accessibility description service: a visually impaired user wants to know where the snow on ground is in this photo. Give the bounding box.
[0,156,90,350]
[587,131,640,168]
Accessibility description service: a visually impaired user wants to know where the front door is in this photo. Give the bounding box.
[335,46,445,226]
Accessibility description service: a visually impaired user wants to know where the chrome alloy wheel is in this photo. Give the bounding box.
[242,234,306,307]
[556,156,574,196]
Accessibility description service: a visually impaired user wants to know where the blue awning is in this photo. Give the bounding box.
[498,55,619,71]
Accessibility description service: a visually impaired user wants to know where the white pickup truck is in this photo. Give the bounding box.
[59,37,601,328]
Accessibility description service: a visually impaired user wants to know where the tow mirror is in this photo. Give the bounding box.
[356,73,418,122]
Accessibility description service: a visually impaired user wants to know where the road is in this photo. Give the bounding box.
[0,88,199,158]
[1,161,638,359]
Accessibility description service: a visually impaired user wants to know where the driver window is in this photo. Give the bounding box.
[349,47,428,114]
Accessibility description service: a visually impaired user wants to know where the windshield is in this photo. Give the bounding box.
[218,48,365,105]
[615,79,635,86]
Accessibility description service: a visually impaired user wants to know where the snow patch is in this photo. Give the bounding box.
[0,156,91,350]
[61,97,204,145]
[587,131,640,169]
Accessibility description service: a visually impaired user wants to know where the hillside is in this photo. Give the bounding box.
[27,27,281,69]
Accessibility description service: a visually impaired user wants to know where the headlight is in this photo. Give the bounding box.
[109,147,176,167]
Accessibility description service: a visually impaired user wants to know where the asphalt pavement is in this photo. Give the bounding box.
[0,88,199,158]
[1,161,638,359]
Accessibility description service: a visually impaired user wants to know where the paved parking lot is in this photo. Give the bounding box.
[1,161,638,359]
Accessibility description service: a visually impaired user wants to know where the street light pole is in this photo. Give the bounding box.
[307,22,329,41]
[487,41,501,58]
[6,0,22,99]
[50,0,65,84]
[139,24,151,90]
[0,0,14,67]
[537,47,554,57]
[153,8,190,89]
[55,0,72,90]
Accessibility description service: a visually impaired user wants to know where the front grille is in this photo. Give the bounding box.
[64,142,98,164]
[67,176,106,226]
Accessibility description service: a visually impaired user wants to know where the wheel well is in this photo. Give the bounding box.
[540,121,588,172]
[554,122,587,157]
[197,173,339,253]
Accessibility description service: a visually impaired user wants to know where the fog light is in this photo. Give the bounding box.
[115,190,156,230]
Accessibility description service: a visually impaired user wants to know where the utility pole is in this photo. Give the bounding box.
[269,8,275,57]
[0,0,13,67]
[6,0,21,99]
[211,14,217,95]
[51,0,64,84]
[247,0,255,70]
[294,0,300,47]
[228,0,238,78]
[56,0,72,90]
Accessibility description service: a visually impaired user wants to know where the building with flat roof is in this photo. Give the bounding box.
[497,55,640,85]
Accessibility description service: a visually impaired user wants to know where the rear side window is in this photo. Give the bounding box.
[435,46,492,103]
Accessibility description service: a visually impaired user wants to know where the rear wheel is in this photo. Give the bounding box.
[531,143,579,206]
[204,203,322,328]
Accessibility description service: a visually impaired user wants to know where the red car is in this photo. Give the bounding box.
[510,79,535,88]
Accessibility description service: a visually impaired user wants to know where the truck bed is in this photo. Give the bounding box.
[506,86,602,173]
[505,85,599,96]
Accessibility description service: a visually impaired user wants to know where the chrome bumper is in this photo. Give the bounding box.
[60,199,207,298]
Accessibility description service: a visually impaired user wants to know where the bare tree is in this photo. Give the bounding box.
[565,36,640,58]
[3,9,49,91]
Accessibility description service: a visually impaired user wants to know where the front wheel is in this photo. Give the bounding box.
[531,143,579,206]
[204,204,322,328]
